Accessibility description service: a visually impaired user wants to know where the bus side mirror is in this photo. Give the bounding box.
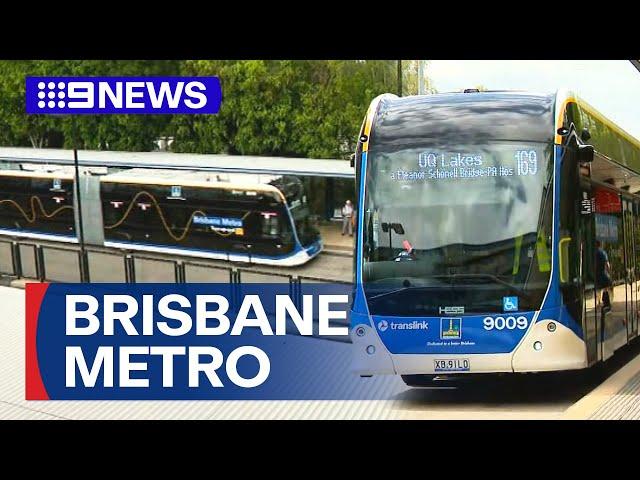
[350,153,356,168]
[392,223,405,235]
[577,144,594,164]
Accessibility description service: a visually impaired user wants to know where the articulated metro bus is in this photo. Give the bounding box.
[350,90,640,385]
[0,167,321,266]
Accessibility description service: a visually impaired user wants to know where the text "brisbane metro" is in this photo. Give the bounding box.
[65,294,349,389]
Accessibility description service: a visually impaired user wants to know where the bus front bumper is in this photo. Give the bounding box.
[351,318,587,376]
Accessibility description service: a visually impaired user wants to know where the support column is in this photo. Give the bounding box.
[325,177,335,220]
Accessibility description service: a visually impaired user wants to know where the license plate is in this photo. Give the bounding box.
[434,359,470,372]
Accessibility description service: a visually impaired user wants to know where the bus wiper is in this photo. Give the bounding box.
[435,273,531,301]
[367,285,432,302]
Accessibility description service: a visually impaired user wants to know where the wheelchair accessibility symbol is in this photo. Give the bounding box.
[503,296,518,312]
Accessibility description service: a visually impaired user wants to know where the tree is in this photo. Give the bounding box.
[0,61,65,148]
[0,60,180,150]
[171,60,404,159]
[0,60,432,158]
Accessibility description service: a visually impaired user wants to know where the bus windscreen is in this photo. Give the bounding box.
[362,141,555,316]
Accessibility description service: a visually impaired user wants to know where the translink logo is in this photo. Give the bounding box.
[377,320,429,332]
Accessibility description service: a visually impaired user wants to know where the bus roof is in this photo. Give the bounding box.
[372,91,556,144]
[375,91,640,150]
[0,147,354,179]
[100,168,284,193]
[0,169,75,180]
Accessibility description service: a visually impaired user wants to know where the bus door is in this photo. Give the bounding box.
[622,199,635,342]
[596,186,626,359]
[579,182,599,364]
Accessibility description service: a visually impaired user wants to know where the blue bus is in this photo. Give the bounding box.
[0,167,322,267]
[350,90,640,385]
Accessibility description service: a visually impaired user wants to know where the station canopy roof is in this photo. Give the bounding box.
[0,147,355,179]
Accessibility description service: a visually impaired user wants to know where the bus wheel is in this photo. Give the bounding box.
[401,375,437,387]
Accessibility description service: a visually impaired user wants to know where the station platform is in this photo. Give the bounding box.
[564,348,640,419]
[317,222,354,254]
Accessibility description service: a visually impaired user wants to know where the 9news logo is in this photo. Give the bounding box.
[26,76,222,115]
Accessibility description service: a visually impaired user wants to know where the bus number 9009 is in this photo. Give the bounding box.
[483,316,528,331]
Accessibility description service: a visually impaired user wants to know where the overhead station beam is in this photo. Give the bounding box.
[632,60,640,73]
[0,147,355,179]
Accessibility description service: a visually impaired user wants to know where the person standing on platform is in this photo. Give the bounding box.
[341,200,354,236]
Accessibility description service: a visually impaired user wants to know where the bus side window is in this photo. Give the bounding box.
[559,142,579,285]
[557,140,585,326]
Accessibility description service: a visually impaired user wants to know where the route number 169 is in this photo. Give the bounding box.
[483,316,529,330]
[515,150,538,176]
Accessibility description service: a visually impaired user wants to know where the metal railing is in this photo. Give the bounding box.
[0,155,354,344]
[0,235,353,341]
[0,234,351,291]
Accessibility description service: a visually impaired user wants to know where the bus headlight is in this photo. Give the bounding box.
[547,322,556,332]
[366,345,376,355]
[533,341,543,351]
[355,326,366,337]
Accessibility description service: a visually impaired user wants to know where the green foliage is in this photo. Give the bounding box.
[0,60,420,158]
[172,60,403,158]
[0,61,64,148]
[0,60,180,150]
